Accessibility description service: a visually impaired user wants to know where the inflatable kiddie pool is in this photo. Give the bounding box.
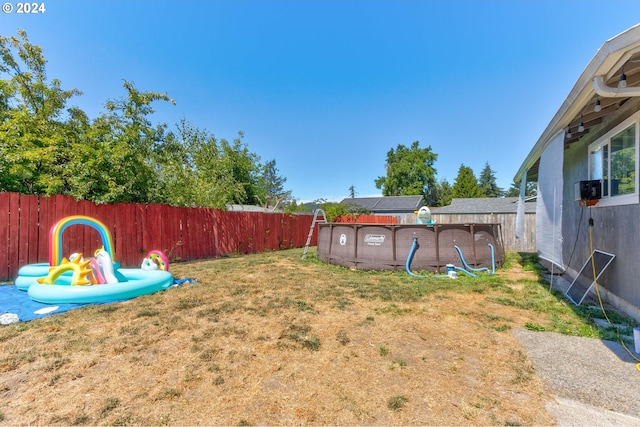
[15,215,173,304]
[27,268,173,304]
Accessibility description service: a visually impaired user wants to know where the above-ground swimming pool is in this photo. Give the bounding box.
[317,223,504,272]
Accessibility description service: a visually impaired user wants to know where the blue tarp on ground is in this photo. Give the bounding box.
[0,284,93,322]
[0,278,196,323]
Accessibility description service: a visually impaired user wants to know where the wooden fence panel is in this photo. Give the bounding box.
[212,210,223,255]
[239,212,253,254]
[0,192,318,280]
[38,196,55,263]
[177,206,190,261]
[180,207,191,261]
[203,208,218,258]
[269,214,281,250]
[134,203,147,259]
[17,195,35,268]
[216,211,235,255]
[144,203,163,258]
[163,205,176,259]
[28,196,41,266]
[0,193,9,280]
[280,214,291,249]
[431,212,536,252]
[186,207,203,260]
[8,192,20,279]
[113,202,134,265]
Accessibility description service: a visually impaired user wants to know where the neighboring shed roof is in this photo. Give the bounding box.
[340,196,424,212]
[430,197,537,214]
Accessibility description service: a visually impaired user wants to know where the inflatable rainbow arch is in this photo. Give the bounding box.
[49,215,115,267]
[15,215,174,304]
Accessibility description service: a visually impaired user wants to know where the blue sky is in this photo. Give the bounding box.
[2,1,640,202]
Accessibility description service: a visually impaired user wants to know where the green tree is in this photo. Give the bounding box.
[256,159,291,209]
[0,29,82,195]
[68,80,175,203]
[505,178,537,197]
[155,122,277,209]
[478,162,503,197]
[425,178,453,207]
[283,199,310,213]
[154,119,201,206]
[221,133,264,206]
[374,141,438,197]
[0,30,289,209]
[191,133,246,208]
[180,127,266,209]
[452,164,484,198]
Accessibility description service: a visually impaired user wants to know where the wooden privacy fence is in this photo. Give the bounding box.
[0,192,317,281]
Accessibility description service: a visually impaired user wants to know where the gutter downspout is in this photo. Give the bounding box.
[593,75,640,98]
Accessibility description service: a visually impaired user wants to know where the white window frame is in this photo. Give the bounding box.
[588,111,640,207]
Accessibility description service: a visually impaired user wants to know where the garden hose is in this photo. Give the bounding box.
[588,215,640,372]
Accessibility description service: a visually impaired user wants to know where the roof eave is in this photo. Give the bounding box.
[516,24,640,182]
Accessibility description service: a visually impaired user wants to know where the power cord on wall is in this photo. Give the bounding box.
[588,211,640,372]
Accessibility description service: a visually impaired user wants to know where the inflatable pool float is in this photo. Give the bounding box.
[15,216,119,291]
[16,263,61,291]
[27,268,174,304]
[15,215,174,304]
[15,261,124,291]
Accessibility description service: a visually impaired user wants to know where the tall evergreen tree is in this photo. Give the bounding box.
[257,159,291,209]
[452,164,484,198]
[478,162,504,197]
[505,177,537,197]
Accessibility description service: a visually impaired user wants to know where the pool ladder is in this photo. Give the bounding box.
[301,209,327,259]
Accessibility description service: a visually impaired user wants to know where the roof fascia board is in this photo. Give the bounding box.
[515,24,640,181]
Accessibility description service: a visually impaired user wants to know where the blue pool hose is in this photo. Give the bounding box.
[406,237,477,278]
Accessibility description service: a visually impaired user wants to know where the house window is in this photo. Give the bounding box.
[589,112,639,206]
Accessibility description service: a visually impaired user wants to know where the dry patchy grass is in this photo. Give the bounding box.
[0,249,603,425]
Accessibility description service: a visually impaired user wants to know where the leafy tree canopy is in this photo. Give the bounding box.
[374,141,437,197]
[0,29,82,195]
[0,30,291,210]
[425,178,453,207]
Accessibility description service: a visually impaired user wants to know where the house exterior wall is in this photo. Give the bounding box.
[562,98,640,319]
[431,213,536,252]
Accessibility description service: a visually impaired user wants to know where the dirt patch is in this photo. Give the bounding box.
[0,251,561,425]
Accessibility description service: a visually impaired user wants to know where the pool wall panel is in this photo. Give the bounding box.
[317,223,504,272]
